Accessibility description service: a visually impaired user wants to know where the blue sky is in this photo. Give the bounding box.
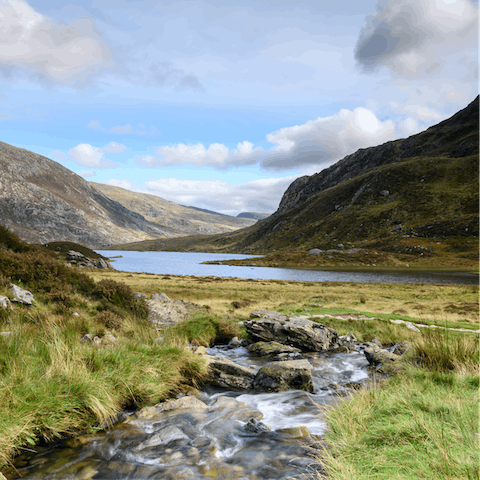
[1,0,478,215]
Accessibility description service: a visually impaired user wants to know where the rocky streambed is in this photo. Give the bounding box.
[4,308,409,480]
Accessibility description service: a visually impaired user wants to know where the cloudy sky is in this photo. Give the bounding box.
[1,0,478,215]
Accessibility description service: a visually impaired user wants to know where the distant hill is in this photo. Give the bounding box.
[0,142,171,247]
[237,212,271,220]
[91,183,255,236]
[112,96,478,254]
[0,142,255,248]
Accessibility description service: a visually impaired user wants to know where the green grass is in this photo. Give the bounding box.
[321,331,479,480]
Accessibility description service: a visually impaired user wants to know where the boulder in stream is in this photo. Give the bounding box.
[364,345,401,374]
[207,356,256,390]
[253,359,314,393]
[247,341,301,360]
[245,311,338,352]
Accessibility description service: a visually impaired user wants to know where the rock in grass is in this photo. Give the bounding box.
[364,345,401,373]
[252,359,314,393]
[9,283,35,305]
[0,295,12,309]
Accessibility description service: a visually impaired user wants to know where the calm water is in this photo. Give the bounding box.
[96,250,478,285]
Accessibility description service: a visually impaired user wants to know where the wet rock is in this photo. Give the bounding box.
[337,333,358,349]
[364,345,401,373]
[253,359,314,393]
[277,426,311,438]
[209,396,263,422]
[207,356,256,390]
[227,336,241,348]
[0,295,12,309]
[155,396,209,414]
[245,314,338,352]
[244,418,271,433]
[247,341,301,359]
[134,426,189,450]
[9,283,35,305]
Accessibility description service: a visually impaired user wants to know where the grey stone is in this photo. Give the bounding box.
[151,292,171,302]
[391,341,410,356]
[247,341,301,358]
[245,314,338,352]
[207,356,256,390]
[134,426,189,450]
[134,292,147,299]
[380,190,390,196]
[364,345,401,371]
[102,333,118,346]
[0,295,12,309]
[80,334,93,343]
[307,248,324,256]
[336,243,344,249]
[253,359,314,393]
[9,283,35,305]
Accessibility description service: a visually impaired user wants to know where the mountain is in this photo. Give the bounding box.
[0,142,254,248]
[237,212,271,220]
[90,183,256,236]
[112,96,478,254]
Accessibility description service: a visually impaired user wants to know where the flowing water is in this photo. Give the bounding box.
[6,347,372,480]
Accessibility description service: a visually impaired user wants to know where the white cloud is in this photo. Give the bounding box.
[355,0,478,77]
[67,143,120,168]
[136,141,264,169]
[135,107,402,172]
[0,0,113,84]
[143,176,296,215]
[260,107,397,171]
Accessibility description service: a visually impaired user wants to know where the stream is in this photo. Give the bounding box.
[6,346,371,480]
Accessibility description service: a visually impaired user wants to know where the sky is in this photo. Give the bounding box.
[1,0,478,216]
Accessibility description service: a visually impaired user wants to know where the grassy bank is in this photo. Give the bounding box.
[321,331,479,479]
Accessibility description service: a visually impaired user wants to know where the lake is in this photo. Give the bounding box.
[96,250,478,285]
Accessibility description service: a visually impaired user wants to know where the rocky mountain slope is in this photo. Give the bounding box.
[0,143,254,248]
[91,183,255,237]
[275,96,479,216]
[113,96,478,254]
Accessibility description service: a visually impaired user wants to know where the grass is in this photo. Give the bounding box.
[321,331,479,479]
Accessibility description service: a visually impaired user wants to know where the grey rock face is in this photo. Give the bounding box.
[67,250,112,269]
[252,359,314,393]
[245,312,338,352]
[146,293,203,326]
[207,356,256,390]
[9,283,35,305]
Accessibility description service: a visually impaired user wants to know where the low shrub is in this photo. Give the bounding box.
[97,310,123,331]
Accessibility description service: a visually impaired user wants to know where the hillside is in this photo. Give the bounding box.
[90,183,255,236]
[0,142,255,248]
[110,97,479,266]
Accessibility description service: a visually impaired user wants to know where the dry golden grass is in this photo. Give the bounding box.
[87,270,479,330]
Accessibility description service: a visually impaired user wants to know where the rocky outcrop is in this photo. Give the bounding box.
[245,311,338,352]
[252,359,314,393]
[67,250,111,269]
